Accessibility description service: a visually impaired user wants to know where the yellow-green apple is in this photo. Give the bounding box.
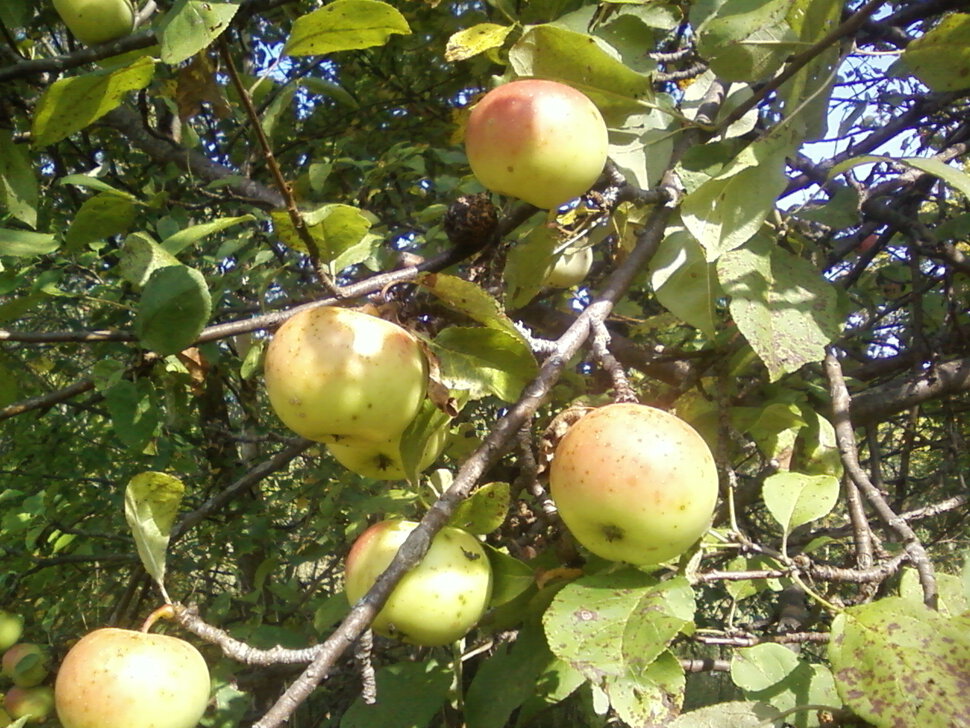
[55,628,210,728]
[344,520,492,646]
[4,685,54,724]
[52,0,135,46]
[1,644,48,687]
[0,706,11,726]
[465,79,608,210]
[0,613,23,652]
[543,246,594,288]
[264,306,428,446]
[549,403,718,565]
[327,423,448,480]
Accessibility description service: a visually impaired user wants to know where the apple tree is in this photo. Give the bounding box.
[1,0,969,727]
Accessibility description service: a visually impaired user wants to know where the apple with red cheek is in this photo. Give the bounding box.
[4,685,54,724]
[1,643,49,687]
[549,403,719,565]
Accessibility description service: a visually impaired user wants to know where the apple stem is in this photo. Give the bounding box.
[140,604,176,633]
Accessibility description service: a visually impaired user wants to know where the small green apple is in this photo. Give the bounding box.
[264,306,428,447]
[344,520,493,646]
[4,685,54,724]
[1,644,48,687]
[52,0,135,46]
[0,613,23,653]
[465,79,608,210]
[543,246,594,288]
[550,403,719,565]
[327,423,448,480]
[55,628,210,728]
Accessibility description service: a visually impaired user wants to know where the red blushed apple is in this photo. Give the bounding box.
[1,643,48,687]
[465,79,609,210]
[344,520,493,646]
[4,685,54,724]
[264,306,428,446]
[549,403,719,565]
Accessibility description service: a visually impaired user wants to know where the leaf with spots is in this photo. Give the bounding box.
[445,23,513,62]
[124,471,185,598]
[449,481,510,535]
[283,0,410,57]
[829,597,970,728]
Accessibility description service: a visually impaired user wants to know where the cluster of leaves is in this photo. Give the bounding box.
[1,1,969,727]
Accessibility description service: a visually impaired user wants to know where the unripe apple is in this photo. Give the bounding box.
[543,246,594,288]
[465,80,609,210]
[327,424,447,480]
[52,0,135,46]
[4,685,54,724]
[549,403,719,565]
[345,520,493,646]
[1,644,48,687]
[55,628,210,728]
[0,706,11,726]
[0,613,23,652]
[264,306,428,447]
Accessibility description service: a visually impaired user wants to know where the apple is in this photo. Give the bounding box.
[543,246,594,288]
[344,520,493,646]
[52,0,135,46]
[465,79,609,210]
[264,306,428,446]
[55,628,210,728]
[1,644,48,687]
[549,403,719,565]
[0,613,23,653]
[0,706,11,726]
[4,685,54,724]
[327,425,447,480]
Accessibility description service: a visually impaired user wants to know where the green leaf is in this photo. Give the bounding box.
[124,472,185,592]
[794,408,843,478]
[649,228,723,337]
[717,233,842,381]
[0,228,57,257]
[270,204,373,261]
[669,701,784,728]
[482,545,534,609]
[136,265,212,355]
[158,0,239,65]
[682,135,790,261]
[284,0,411,57]
[0,130,38,228]
[430,326,538,402]
[161,214,255,255]
[57,174,134,195]
[340,659,451,728]
[118,233,183,288]
[901,13,970,92]
[780,0,841,141]
[505,221,558,308]
[416,272,526,343]
[449,482,510,535]
[897,568,970,617]
[508,24,653,124]
[762,472,839,536]
[696,0,801,82]
[65,192,138,251]
[604,651,684,728]
[445,23,513,62]
[829,155,970,202]
[829,598,970,728]
[32,56,156,147]
[731,643,799,692]
[104,379,159,451]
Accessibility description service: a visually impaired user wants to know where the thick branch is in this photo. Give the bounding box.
[849,357,970,424]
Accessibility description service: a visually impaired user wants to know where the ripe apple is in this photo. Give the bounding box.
[549,403,719,565]
[1,644,48,687]
[327,424,447,480]
[4,685,54,724]
[543,246,594,288]
[52,0,135,46]
[344,520,493,646]
[0,613,23,652]
[465,79,609,210]
[264,306,428,447]
[55,628,210,728]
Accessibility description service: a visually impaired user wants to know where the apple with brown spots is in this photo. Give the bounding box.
[549,403,718,565]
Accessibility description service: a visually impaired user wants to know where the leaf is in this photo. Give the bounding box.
[682,134,790,261]
[669,701,784,728]
[32,56,156,147]
[483,545,534,609]
[0,130,38,228]
[829,598,970,728]
[505,221,558,308]
[0,228,57,257]
[717,233,843,381]
[449,482,510,535]
[649,228,723,337]
[445,23,513,62]
[897,568,970,618]
[901,13,970,92]
[508,24,653,125]
[119,233,183,288]
[104,379,159,451]
[430,326,538,402]
[731,643,800,692]
[340,659,451,728]
[160,215,255,255]
[284,0,410,57]
[270,204,373,261]
[65,192,138,251]
[696,0,801,82]
[158,0,239,65]
[604,651,684,728]
[124,471,186,589]
[780,0,841,141]
[136,265,212,355]
[762,472,839,537]
[416,272,525,342]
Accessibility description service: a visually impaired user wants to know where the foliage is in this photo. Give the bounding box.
[1,1,969,727]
